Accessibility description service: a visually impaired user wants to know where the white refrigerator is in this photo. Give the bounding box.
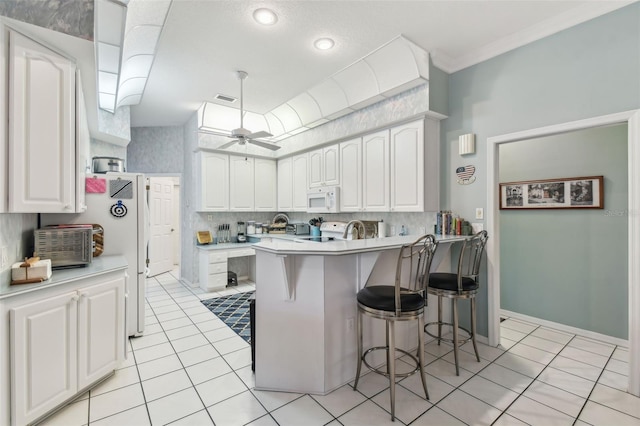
[42,172,149,337]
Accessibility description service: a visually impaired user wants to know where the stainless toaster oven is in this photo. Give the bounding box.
[34,225,93,268]
[286,223,310,235]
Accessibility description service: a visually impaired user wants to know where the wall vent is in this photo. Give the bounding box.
[215,94,237,103]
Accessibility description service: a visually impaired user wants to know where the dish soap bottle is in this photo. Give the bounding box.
[400,225,406,236]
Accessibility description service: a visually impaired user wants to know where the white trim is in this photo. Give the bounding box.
[435,1,635,73]
[501,309,629,348]
[487,109,640,397]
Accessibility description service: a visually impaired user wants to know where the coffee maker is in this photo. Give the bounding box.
[237,221,247,243]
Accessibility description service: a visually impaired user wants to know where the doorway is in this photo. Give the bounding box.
[147,175,181,277]
[486,110,640,396]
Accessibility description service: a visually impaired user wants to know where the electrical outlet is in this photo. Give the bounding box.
[1,246,8,271]
[347,317,355,333]
[390,226,396,236]
[475,208,484,220]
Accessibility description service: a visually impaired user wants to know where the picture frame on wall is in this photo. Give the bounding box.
[499,175,604,210]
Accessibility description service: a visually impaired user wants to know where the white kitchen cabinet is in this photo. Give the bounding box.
[8,30,77,213]
[229,156,255,211]
[277,157,293,211]
[292,153,309,211]
[390,119,439,212]
[339,138,362,212]
[4,264,126,426]
[197,151,229,211]
[254,158,277,211]
[75,71,90,213]
[10,292,78,426]
[199,247,256,291]
[309,145,339,188]
[362,129,390,211]
[0,24,7,213]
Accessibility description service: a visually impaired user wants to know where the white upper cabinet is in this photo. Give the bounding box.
[197,151,229,211]
[362,130,390,211]
[8,30,76,213]
[292,153,309,211]
[390,120,424,212]
[389,119,439,212]
[339,138,362,212]
[277,157,293,211]
[254,158,277,211]
[75,71,90,213]
[308,145,339,188]
[229,156,255,211]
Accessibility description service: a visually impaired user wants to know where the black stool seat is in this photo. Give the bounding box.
[357,286,424,312]
[428,273,479,293]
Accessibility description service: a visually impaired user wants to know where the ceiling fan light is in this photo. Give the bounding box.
[253,8,278,26]
[314,38,335,50]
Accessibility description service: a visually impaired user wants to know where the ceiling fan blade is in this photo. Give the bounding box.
[218,139,240,149]
[247,130,272,139]
[248,139,281,151]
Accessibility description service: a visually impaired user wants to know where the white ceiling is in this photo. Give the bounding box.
[130,0,634,128]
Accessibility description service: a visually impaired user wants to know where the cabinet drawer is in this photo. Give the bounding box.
[208,251,228,263]
[227,248,256,258]
[208,272,227,288]
[208,262,227,275]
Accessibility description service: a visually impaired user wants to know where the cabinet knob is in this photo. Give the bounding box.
[70,294,79,302]
[64,204,72,210]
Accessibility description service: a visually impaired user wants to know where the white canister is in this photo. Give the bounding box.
[255,223,263,234]
[247,221,256,234]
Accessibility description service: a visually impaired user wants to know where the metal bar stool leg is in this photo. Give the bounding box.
[353,309,363,390]
[388,319,396,421]
[452,298,460,376]
[437,296,443,345]
[418,314,429,400]
[471,298,480,362]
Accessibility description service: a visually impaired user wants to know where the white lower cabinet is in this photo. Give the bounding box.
[199,247,255,291]
[2,268,126,426]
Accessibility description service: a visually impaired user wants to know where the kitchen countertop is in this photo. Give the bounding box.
[0,255,128,299]
[195,233,302,250]
[252,234,469,256]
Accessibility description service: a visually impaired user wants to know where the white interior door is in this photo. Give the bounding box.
[148,177,174,276]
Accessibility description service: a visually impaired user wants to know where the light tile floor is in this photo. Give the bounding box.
[39,269,640,426]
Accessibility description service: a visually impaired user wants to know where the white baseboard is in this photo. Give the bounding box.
[501,309,629,348]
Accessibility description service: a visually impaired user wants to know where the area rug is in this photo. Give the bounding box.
[201,291,253,344]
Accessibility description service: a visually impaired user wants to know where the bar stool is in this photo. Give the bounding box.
[424,231,488,375]
[353,235,437,421]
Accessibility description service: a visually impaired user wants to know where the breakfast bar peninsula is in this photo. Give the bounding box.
[252,234,467,395]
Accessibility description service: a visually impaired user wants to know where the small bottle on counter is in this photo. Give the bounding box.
[399,225,406,236]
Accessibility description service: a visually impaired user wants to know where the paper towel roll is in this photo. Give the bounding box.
[378,221,386,238]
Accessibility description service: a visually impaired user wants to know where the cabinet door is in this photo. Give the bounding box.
[292,154,309,211]
[198,152,229,211]
[254,158,277,211]
[277,157,293,211]
[390,120,424,212]
[77,277,126,390]
[10,292,78,426]
[8,30,76,213]
[308,149,323,188]
[229,156,255,211]
[323,145,340,187]
[362,130,390,211]
[339,138,362,212]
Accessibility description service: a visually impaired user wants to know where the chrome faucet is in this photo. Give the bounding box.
[343,220,367,240]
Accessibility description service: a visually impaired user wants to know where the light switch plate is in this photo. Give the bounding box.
[475,208,484,220]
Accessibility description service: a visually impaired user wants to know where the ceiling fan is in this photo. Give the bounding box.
[217,71,280,151]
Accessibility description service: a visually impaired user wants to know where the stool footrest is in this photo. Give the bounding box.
[424,321,474,346]
[361,346,421,380]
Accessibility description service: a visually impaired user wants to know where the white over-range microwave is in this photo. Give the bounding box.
[307,186,340,213]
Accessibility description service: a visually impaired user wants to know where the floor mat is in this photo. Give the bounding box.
[201,291,253,344]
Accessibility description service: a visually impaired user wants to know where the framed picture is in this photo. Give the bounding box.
[499,176,604,210]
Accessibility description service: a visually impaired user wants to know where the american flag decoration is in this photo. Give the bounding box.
[456,165,476,185]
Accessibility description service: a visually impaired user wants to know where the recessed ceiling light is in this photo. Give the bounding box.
[253,8,278,25]
[314,38,335,50]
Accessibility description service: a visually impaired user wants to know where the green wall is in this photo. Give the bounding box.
[444,3,639,337]
[499,124,628,338]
